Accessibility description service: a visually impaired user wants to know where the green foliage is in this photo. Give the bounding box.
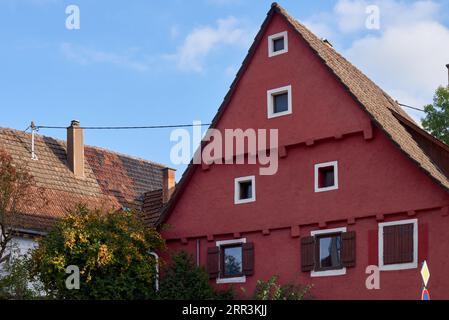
[158,251,234,300]
[422,86,449,145]
[251,276,312,300]
[0,254,43,300]
[30,205,165,300]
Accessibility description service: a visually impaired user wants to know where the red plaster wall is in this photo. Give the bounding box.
[162,12,449,299]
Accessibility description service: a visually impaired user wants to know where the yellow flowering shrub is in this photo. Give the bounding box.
[30,205,165,300]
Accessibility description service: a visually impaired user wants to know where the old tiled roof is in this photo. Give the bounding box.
[158,3,449,226]
[142,189,164,227]
[0,127,168,232]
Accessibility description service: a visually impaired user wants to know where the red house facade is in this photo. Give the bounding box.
[159,3,449,300]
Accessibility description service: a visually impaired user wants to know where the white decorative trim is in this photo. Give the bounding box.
[314,161,339,193]
[311,268,347,278]
[311,227,347,236]
[216,238,247,284]
[216,238,247,247]
[268,31,288,57]
[217,276,247,284]
[234,176,256,204]
[378,219,418,271]
[267,85,292,119]
[310,227,347,278]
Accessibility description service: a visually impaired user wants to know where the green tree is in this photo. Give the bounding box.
[30,205,165,300]
[422,86,449,145]
[158,251,234,300]
[0,253,43,300]
[0,149,46,267]
[251,275,312,300]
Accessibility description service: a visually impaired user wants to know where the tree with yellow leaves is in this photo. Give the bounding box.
[30,205,165,300]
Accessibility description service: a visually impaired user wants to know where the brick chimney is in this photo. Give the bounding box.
[67,120,84,178]
[162,168,176,203]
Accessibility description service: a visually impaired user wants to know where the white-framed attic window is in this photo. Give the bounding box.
[267,85,292,119]
[268,31,288,57]
[314,161,339,193]
[234,176,256,204]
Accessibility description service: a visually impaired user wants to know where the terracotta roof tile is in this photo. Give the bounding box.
[0,127,168,231]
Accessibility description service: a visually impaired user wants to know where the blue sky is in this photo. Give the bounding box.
[1,0,449,178]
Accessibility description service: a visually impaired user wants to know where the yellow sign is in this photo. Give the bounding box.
[421,261,430,287]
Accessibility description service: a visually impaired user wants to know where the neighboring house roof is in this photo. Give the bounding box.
[157,2,449,226]
[0,127,169,232]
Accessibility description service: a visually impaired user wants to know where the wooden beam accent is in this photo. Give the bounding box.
[290,225,300,238]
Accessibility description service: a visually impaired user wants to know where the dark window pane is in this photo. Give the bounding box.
[223,246,243,277]
[273,37,284,52]
[319,167,335,188]
[319,235,342,269]
[273,93,288,113]
[239,181,252,200]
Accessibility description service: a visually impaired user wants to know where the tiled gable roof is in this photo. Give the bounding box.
[158,3,449,226]
[274,3,449,191]
[0,127,168,231]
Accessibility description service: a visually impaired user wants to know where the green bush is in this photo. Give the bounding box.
[0,253,43,300]
[251,275,312,300]
[30,205,165,300]
[158,251,234,300]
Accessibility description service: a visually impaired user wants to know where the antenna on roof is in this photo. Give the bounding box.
[30,121,38,161]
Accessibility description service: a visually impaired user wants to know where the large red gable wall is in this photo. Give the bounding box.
[162,12,449,299]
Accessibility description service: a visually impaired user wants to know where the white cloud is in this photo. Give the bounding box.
[60,43,152,72]
[303,0,449,122]
[168,16,253,72]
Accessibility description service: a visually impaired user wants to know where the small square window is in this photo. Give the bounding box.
[268,31,288,57]
[234,176,256,204]
[267,85,292,118]
[273,37,284,52]
[317,234,342,271]
[222,245,243,278]
[314,161,338,192]
[273,93,289,113]
[319,166,335,188]
[239,181,252,200]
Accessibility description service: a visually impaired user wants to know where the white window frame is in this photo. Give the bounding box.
[310,227,347,277]
[234,176,256,205]
[267,85,292,119]
[268,31,288,57]
[378,219,418,271]
[314,161,339,193]
[216,238,247,284]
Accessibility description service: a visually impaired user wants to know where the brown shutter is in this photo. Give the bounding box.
[207,247,220,279]
[383,223,414,265]
[242,242,255,276]
[301,236,315,272]
[341,231,356,268]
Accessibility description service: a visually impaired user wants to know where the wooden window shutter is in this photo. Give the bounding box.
[301,236,315,272]
[341,231,356,268]
[242,242,255,276]
[207,247,220,279]
[383,224,414,265]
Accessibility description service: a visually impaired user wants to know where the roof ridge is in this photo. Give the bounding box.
[158,3,449,226]
[0,126,172,169]
[273,4,413,121]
